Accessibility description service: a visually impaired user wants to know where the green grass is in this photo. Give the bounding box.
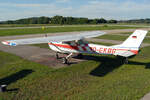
[32,43,49,49]
[119,31,150,36]
[0,26,139,36]
[0,45,150,99]
[118,32,133,34]
[143,38,150,43]
[97,34,128,41]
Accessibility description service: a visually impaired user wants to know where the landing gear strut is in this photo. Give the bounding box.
[62,57,68,64]
[56,53,73,64]
[62,53,73,64]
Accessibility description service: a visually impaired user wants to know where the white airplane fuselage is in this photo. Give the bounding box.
[48,42,138,57]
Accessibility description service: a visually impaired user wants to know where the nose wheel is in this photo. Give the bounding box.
[56,53,73,64]
[62,57,68,64]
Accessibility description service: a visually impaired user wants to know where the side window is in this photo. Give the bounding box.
[62,41,76,46]
[70,41,76,46]
[62,40,88,45]
[62,41,71,45]
[78,40,82,44]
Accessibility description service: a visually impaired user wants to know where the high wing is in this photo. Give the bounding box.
[2,31,106,46]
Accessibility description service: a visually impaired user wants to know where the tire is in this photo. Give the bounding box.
[62,57,68,64]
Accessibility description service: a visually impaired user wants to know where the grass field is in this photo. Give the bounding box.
[0,45,150,100]
[0,25,139,36]
[32,43,50,49]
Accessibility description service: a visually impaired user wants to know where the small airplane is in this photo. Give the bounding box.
[2,30,148,64]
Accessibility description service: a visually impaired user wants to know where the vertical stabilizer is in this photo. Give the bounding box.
[120,30,148,49]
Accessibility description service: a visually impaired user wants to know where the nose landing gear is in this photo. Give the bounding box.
[56,52,73,64]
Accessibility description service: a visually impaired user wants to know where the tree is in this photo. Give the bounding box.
[29,18,38,24]
[50,15,64,24]
[0,15,120,25]
[108,20,117,23]
[99,18,107,23]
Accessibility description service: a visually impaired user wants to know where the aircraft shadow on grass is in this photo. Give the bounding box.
[75,55,150,77]
[0,69,34,92]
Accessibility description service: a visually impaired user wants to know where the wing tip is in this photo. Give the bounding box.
[2,41,17,46]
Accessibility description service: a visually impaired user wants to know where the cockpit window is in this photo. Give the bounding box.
[62,41,71,45]
[62,40,88,46]
[62,41,76,46]
[77,40,88,45]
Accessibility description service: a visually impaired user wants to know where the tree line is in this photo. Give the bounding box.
[119,18,150,24]
[0,15,117,24]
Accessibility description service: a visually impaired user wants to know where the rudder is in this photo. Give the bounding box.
[119,30,148,49]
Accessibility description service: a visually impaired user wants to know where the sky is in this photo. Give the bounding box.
[0,0,150,21]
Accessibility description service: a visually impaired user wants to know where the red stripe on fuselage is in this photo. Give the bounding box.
[130,50,138,54]
[48,43,79,50]
[48,43,138,55]
[116,49,138,54]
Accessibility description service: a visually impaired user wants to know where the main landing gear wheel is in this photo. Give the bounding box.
[62,57,68,64]
[61,53,73,64]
